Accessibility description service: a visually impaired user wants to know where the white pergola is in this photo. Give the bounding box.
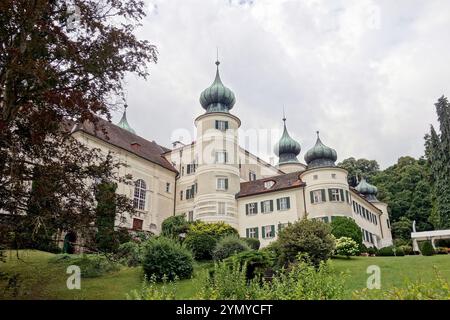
[411,224,450,252]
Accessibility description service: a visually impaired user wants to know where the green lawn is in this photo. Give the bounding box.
[1,250,449,299]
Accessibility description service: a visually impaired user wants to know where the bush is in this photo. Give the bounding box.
[212,236,250,261]
[276,218,335,267]
[436,247,449,255]
[376,246,405,257]
[330,217,363,250]
[184,232,217,260]
[189,221,238,239]
[225,250,274,280]
[420,241,435,256]
[359,243,368,254]
[399,245,413,255]
[161,215,190,240]
[49,254,120,278]
[116,242,142,266]
[367,246,378,256]
[334,237,359,258]
[142,237,193,281]
[241,237,260,250]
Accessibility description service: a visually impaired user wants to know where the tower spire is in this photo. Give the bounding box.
[117,103,136,134]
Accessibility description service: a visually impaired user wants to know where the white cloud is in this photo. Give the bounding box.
[116,0,449,168]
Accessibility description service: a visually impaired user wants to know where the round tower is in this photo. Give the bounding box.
[300,131,352,220]
[274,116,306,173]
[193,60,240,228]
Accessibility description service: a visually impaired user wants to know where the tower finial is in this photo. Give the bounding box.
[316,130,320,138]
[215,47,220,67]
[282,106,286,123]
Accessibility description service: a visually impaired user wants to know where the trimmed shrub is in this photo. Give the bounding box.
[142,237,193,281]
[184,232,217,260]
[376,246,405,257]
[330,217,363,250]
[276,218,335,267]
[367,247,378,256]
[116,241,142,266]
[420,241,435,256]
[189,221,238,239]
[241,237,260,250]
[334,237,359,258]
[161,215,190,240]
[212,236,250,261]
[224,250,274,280]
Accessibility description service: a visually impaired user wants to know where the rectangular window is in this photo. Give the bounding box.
[166,182,171,193]
[215,151,228,164]
[261,200,273,213]
[132,218,143,230]
[329,188,341,202]
[218,202,226,215]
[311,189,325,203]
[246,202,258,215]
[186,164,196,174]
[180,190,183,200]
[186,188,194,200]
[262,225,275,239]
[277,197,290,211]
[345,190,350,203]
[352,201,356,212]
[246,227,258,239]
[216,177,228,190]
[188,211,194,222]
[215,120,229,131]
[249,171,257,181]
[387,219,391,229]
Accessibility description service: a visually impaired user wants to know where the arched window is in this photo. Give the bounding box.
[133,179,147,210]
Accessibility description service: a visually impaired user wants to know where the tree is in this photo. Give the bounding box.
[94,181,119,253]
[0,1,155,249]
[425,96,450,229]
[391,216,412,243]
[276,218,335,267]
[338,157,380,187]
[330,217,363,249]
[334,237,359,258]
[161,215,190,240]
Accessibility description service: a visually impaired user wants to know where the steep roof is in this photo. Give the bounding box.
[237,171,305,198]
[72,117,177,173]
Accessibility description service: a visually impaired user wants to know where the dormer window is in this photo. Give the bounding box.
[130,142,141,151]
[264,180,275,189]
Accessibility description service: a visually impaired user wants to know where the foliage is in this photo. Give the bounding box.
[330,217,363,250]
[161,215,190,240]
[141,237,193,281]
[212,236,250,261]
[94,182,120,253]
[338,157,380,187]
[116,242,142,267]
[420,241,435,256]
[435,247,448,255]
[241,237,260,250]
[334,237,359,258]
[197,256,346,300]
[189,221,239,239]
[275,218,335,267]
[49,253,120,278]
[184,232,217,260]
[354,268,450,300]
[391,217,413,243]
[224,250,274,280]
[371,157,433,232]
[0,0,153,252]
[425,96,450,229]
[127,275,177,300]
[399,245,413,255]
[367,247,378,256]
[376,246,405,257]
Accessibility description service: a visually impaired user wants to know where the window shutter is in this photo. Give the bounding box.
[245,204,249,215]
[345,191,349,203]
[225,179,228,190]
[287,197,291,209]
[340,189,345,202]
[276,199,280,210]
[255,227,259,239]
[321,189,326,202]
[262,226,266,239]
[260,202,264,213]
[270,200,274,212]
[254,203,258,214]
[225,121,229,130]
[215,120,218,129]
[310,191,314,203]
[224,152,228,163]
[271,225,275,237]
[246,228,249,238]
[328,189,333,201]
[278,223,281,232]
[180,191,183,200]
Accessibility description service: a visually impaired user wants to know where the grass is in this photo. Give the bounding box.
[1,250,449,299]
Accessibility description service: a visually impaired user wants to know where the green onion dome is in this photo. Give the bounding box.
[355,177,378,201]
[199,60,236,113]
[304,131,337,168]
[274,118,301,164]
[117,105,136,134]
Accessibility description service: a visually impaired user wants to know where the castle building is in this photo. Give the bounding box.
[73,60,393,248]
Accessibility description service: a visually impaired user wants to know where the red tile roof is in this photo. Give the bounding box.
[237,171,305,198]
[72,117,177,173]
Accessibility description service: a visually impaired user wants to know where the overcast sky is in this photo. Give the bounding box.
[113,0,450,169]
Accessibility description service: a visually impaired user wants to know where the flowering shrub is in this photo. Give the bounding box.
[334,237,359,258]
